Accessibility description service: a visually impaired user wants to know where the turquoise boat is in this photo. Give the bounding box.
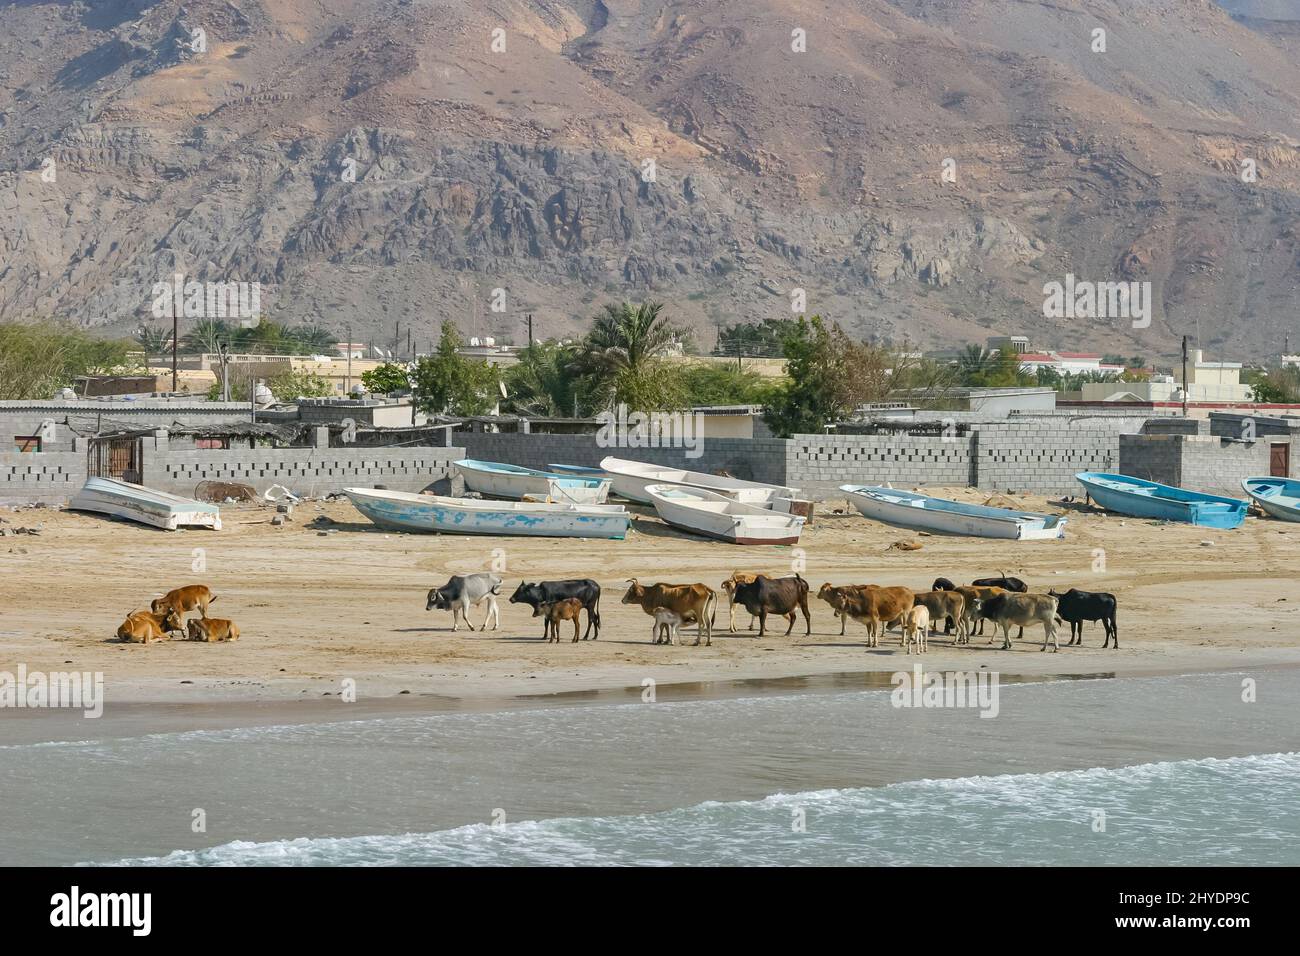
[1075,472,1247,529]
[452,459,611,504]
[1241,477,1300,522]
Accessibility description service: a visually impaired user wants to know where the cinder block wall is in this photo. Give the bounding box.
[453,432,791,485]
[974,420,1137,494]
[150,444,465,497]
[1120,434,1271,496]
[1118,434,1183,486]
[785,434,971,498]
[0,451,87,504]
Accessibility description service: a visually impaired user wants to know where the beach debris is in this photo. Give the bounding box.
[888,539,923,551]
[1200,539,1214,547]
[270,515,286,526]
[276,503,293,515]
[195,480,257,504]
[263,484,300,504]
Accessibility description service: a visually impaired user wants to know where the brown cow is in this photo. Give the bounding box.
[622,579,717,646]
[117,609,182,644]
[912,590,967,643]
[152,585,217,620]
[957,585,1006,641]
[534,597,584,644]
[817,584,913,647]
[720,572,761,633]
[186,618,241,642]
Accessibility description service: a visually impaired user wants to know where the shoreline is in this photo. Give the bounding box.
[7,654,1298,747]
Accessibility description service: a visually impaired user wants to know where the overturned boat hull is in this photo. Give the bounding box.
[69,477,222,531]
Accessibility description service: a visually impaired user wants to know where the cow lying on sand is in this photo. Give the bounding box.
[187,618,240,642]
[730,574,811,637]
[979,592,1060,651]
[622,579,716,646]
[426,572,502,632]
[535,597,584,643]
[510,579,601,640]
[117,609,182,644]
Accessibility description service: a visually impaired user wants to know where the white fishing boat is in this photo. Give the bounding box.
[645,484,805,545]
[68,477,222,531]
[599,456,799,507]
[453,459,611,504]
[841,485,1066,540]
[344,487,630,539]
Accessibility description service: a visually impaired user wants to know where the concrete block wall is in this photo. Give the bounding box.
[975,421,1127,494]
[0,451,86,503]
[785,434,971,498]
[1120,435,1271,496]
[452,432,791,485]
[150,445,465,497]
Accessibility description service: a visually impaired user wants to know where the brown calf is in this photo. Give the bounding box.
[152,585,217,620]
[535,597,584,643]
[187,618,241,642]
[117,609,182,644]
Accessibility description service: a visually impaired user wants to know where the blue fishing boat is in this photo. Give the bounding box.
[452,459,611,504]
[1241,477,1300,522]
[841,485,1066,539]
[1075,472,1247,529]
[344,488,630,539]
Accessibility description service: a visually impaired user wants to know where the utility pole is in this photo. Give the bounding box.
[1181,334,1189,418]
[171,311,178,393]
[345,323,352,396]
[407,328,412,360]
[526,313,534,348]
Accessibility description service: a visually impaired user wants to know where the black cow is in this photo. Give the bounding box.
[971,574,1028,593]
[932,578,958,633]
[1048,588,1119,648]
[510,579,602,640]
[731,574,811,637]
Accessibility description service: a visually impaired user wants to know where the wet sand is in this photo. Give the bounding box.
[2,489,1299,718]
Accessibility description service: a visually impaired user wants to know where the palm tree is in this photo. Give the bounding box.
[290,325,339,354]
[134,323,172,365]
[183,318,234,354]
[503,341,579,416]
[573,301,685,410]
[956,344,995,383]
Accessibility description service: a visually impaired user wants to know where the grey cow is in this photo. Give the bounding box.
[426,572,502,631]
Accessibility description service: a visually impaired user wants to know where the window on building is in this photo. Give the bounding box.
[195,437,231,450]
[13,436,41,453]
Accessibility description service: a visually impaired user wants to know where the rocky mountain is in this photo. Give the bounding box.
[0,0,1297,360]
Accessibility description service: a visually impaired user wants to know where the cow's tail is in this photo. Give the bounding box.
[209,594,218,605]
[593,590,602,627]
[708,589,717,627]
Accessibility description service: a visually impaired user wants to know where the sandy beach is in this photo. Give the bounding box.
[3,489,1299,713]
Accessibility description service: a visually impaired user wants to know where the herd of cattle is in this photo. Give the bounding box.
[425,571,1121,653]
[114,585,239,644]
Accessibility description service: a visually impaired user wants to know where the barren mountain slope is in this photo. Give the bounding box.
[0,0,1296,358]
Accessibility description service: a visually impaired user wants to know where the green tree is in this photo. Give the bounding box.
[713,318,797,357]
[0,322,136,399]
[289,325,339,354]
[1246,366,1300,403]
[572,301,686,411]
[135,323,172,362]
[501,341,581,416]
[761,317,893,437]
[361,362,412,395]
[411,321,500,415]
[679,363,777,406]
[206,368,333,403]
[183,318,235,354]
